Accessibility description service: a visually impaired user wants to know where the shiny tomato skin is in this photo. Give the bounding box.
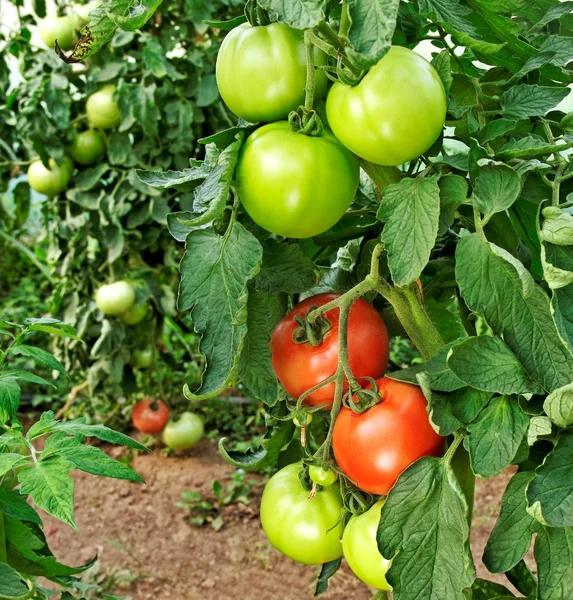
[342,500,392,590]
[309,465,338,487]
[216,22,327,123]
[271,294,389,407]
[95,281,135,316]
[38,16,75,50]
[326,46,447,166]
[86,85,121,130]
[131,398,169,434]
[236,122,359,239]
[27,157,73,197]
[333,377,444,495]
[260,462,343,565]
[70,129,105,165]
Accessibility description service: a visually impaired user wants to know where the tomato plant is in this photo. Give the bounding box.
[342,500,392,590]
[95,281,136,316]
[69,129,105,165]
[27,157,73,196]
[326,46,447,166]
[216,22,327,123]
[271,294,389,406]
[131,398,169,433]
[260,462,343,565]
[163,412,204,450]
[236,122,359,238]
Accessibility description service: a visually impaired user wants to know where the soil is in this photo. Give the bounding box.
[42,440,521,600]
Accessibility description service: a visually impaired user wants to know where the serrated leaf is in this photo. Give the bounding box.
[18,456,76,528]
[378,454,475,599]
[534,525,573,600]
[419,0,476,35]
[252,241,319,295]
[472,164,521,221]
[107,0,162,30]
[447,336,543,395]
[178,223,263,398]
[9,344,65,374]
[0,453,27,477]
[483,471,539,573]
[456,234,573,392]
[258,0,327,28]
[0,377,21,420]
[378,176,441,286]
[527,432,573,527]
[480,119,518,144]
[465,396,529,477]
[501,84,570,119]
[238,291,282,405]
[135,166,210,189]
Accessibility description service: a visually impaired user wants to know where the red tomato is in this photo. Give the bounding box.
[131,398,169,434]
[270,294,389,407]
[333,377,444,495]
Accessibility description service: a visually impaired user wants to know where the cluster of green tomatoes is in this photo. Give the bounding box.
[215,19,448,588]
[216,21,447,239]
[94,281,205,451]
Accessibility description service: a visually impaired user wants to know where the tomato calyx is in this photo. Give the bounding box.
[342,376,383,414]
[288,107,324,137]
[244,0,270,26]
[292,306,332,346]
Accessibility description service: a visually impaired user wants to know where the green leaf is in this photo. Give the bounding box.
[505,560,537,598]
[472,164,521,221]
[425,299,467,343]
[107,0,162,30]
[6,369,55,388]
[74,163,110,191]
[377,176,441,286]
[258,0,327,28]
[438,175,468,236]
[480,118,518,144]
[552,284,573,353]
[252,240,319,295]
[432,50,453,94]
[178,223,263,398]
[527,432,573,527]
[483,471,539,573]
[534,525,573,600]
[419,0,476,35]
[450,387,492,424]
[500,84,570,119]
[541,206,573,246]
[447,336,543,395]
[0,376,21,420]
[0,488,42,524]
[378,454,475,599]
[343,0,400,69]
[470,579,516,600]
[465,396,529,477]
[0,453,27,477]
[9,344,66,374]
[18,456,76,528]
[456,234,573,392]
[136,165,210,190]
[314,557,342,596]
[238,291,282,405]
[544,382,573,428]
[528,416,553,446]
[0,563,32,599]
[203,15,247,31]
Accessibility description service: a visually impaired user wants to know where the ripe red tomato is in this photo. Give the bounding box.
[131,398,169,434]
[333,377,444,495]
[271,294,389,407]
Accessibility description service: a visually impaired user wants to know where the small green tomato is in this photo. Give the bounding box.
[309,465,338,487]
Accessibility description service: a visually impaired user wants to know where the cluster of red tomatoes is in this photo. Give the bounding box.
[27,83,118,196]
[263,294,444,587]
[216,22,446,239]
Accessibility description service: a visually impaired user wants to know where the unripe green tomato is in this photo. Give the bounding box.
[38,16,75,50]
[133,348,153,369]
[69,129,106,166]
[326,46,447,166]
[260,462,343,565]
[309,465,338,487]
[121,303,148,326]
[216,22,327,123]
[342,500,392,590]
[27,157,73,197]
[86,85,121,130]
[73,0,102,26]
[163,412,204,450]
[95,281,136,316]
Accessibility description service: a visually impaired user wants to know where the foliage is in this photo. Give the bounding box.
[0,317,146,599]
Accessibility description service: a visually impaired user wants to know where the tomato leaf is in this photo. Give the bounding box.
[543,382,573,428]
[534,525,573,599]
[456,234,573,392]
[483,471,540,573]
[465,396,529,478]
[178,222,263,399]
[258,0,327,28]
[377,176,441,286]
[500,84,570,119]
[314,557,342,596]
[471,164,521,222]
[0,489,42,525]
[418,0,477,35]
[0,563,32,599]
[378,454,475,600]
[469,578,516,600]
[9,344,66,374]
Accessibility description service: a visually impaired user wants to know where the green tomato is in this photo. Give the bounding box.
[86,85,121,130]
[342,500,392,590]
[133,348,153,369]
[95,281,135,316]
[326,46,447,166]
[73,0,102,25]
[38,16,75,50]
[121,303,149,326]
[69,129,105,166]
[236,122,359,238]
[309,465,338,487]
[27,157,73,197]
[260,462,343,565]
[163,412,204,450]
[216,22,327,123]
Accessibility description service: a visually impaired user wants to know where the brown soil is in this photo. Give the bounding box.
[42,440,519,600]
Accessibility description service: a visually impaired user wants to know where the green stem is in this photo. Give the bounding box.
[0,512,7,563]
[339,0,350,38]
[303,30,315,112]
[553,163,564,207]
[0,137,18,162]
[312,22,362,76]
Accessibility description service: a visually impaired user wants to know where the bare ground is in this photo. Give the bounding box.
[42,440,519,600]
